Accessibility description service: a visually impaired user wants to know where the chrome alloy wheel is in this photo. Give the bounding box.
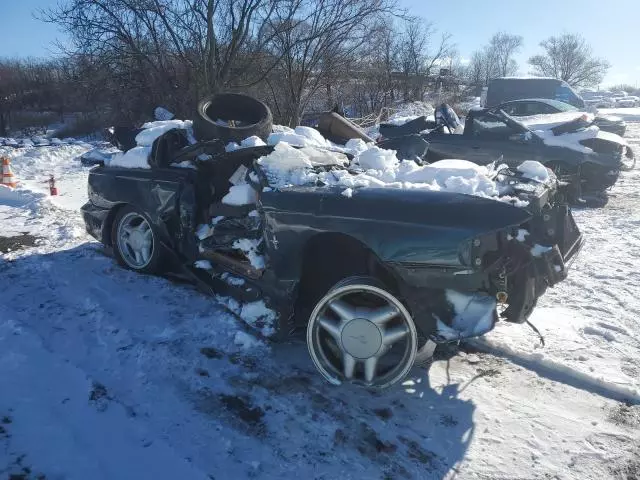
[116,212,154,269]
[307,282,418,389]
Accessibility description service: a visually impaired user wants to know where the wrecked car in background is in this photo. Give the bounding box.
[379,105,634,206]
[495,98,627,137]
[81,94,583,390]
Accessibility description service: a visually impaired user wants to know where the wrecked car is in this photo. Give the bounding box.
[380,105,635,205]
[81,94,583,390]
[495,98,627,137]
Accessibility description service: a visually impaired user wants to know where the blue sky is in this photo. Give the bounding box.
[1,0,638,87]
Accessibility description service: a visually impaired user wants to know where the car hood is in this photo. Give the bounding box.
[261,186,532,233]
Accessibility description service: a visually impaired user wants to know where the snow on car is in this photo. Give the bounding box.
[0,106,639,479]
[615,96,639,108]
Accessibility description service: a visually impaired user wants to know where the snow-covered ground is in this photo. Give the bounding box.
[599,107,640,122]
[1,126,640,479]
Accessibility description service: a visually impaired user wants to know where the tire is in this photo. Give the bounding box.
[193,93,273,143]
[414,339,437,367]
[306,275,418,389]
[111,206,163,274]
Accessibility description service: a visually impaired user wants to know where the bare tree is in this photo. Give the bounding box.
[489,32,523,77]
[398,17,453,101]
[264,0,398,126]
[0,59,69,135]
[609,84,639,95]
[464,32,522,89]
[41,0,299,120]
[528,33,610,87]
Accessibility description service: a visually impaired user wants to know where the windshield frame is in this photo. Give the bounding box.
[487,108,535,135]
[539,98,580,112]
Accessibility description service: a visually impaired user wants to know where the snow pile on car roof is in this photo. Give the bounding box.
[105,119,195,169]
[258,142,531,206]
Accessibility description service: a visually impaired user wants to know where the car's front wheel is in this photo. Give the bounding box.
[306,276,418,389]
[112,206,162,273]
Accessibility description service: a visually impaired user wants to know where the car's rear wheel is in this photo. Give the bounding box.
[306,276,418,389]
[112,206,162,273]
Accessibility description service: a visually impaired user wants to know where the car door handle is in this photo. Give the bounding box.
[471,146,480,149]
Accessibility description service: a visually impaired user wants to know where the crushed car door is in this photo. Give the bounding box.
[196,149,269,278]
[463,111,545,166]
[427,133,499,165]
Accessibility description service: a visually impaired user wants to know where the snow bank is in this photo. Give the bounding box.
[0,185,34,208]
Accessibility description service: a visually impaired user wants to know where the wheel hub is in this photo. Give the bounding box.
[117,212,154,269]
[307,282,418,389]
[341,318,382,359]
[129,231,144,250]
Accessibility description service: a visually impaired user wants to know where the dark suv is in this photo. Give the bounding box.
[484,77,586,109]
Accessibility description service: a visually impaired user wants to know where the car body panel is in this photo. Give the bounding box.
[260,186,532,280]
[84,165,199,256]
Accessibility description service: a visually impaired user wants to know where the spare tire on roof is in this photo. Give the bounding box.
[193,93,273,143]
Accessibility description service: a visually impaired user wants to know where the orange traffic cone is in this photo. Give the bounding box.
[1,157,17,188]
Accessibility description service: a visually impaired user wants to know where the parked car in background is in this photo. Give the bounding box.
[497,98,627,136]
[585,96,616,109]
[615,96,639,108]
[483,77,586,109]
